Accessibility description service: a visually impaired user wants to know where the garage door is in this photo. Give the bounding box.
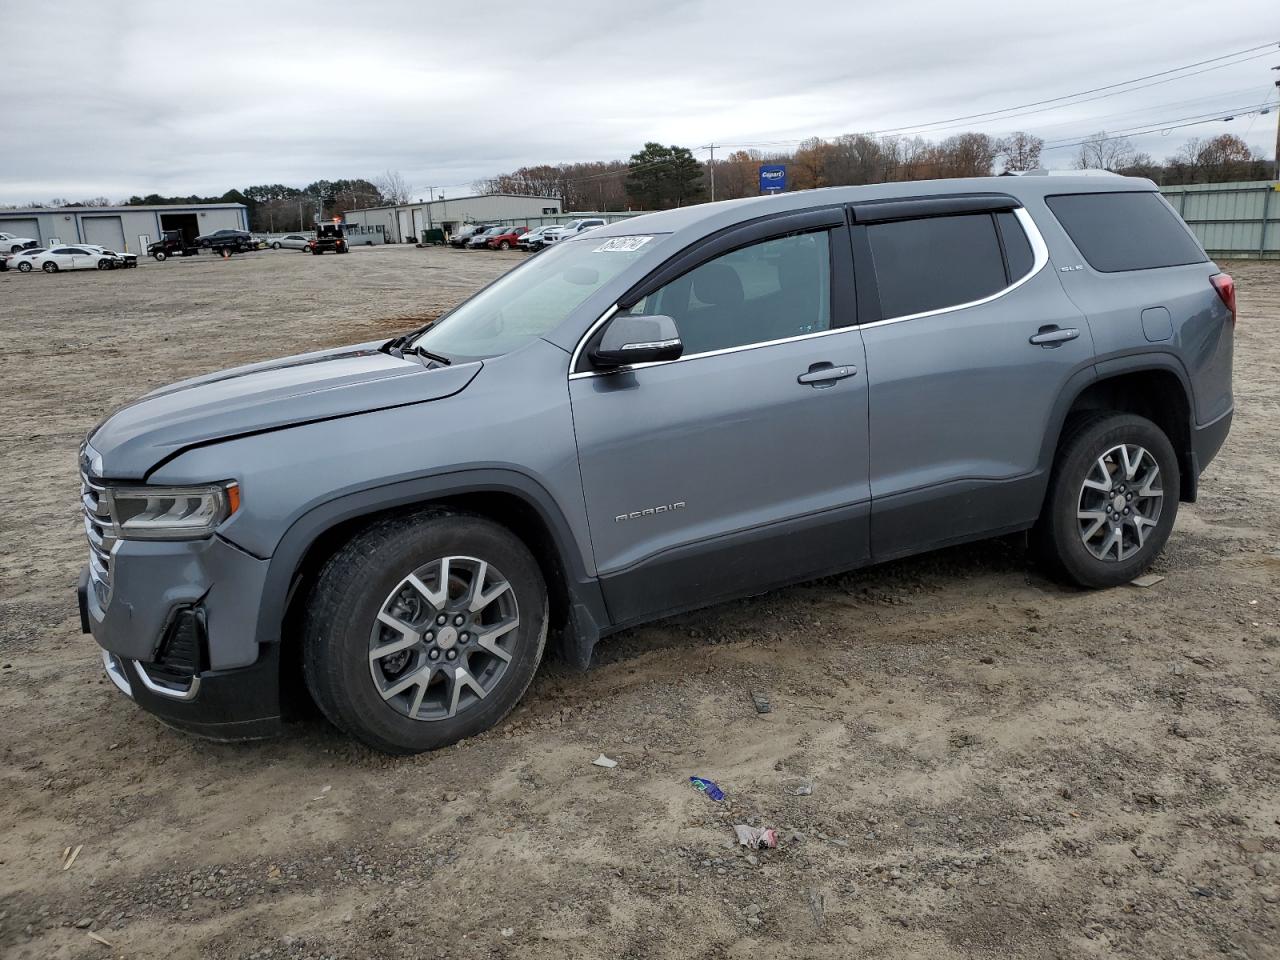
[0,218,40,249]
[82,216,127,252]
[397,210,411,243]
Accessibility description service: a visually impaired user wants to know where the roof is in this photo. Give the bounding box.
[347,193,562,214]
[589,174,1158,240]
[0,203,247,214]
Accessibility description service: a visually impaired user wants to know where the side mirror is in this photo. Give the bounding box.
[589,314,683,369]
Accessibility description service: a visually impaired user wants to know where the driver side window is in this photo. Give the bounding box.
[629,230,831,356]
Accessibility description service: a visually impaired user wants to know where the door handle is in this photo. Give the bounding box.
[797,363,858,386]
[1029,326,1080,347]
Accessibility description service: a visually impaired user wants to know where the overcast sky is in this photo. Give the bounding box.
[2,1,1277,205]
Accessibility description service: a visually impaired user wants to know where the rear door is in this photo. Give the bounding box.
[570,210,871,625]
[851,196,1094,559]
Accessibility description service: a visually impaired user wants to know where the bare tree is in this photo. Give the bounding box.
[998,132,1044,172]
[375,170,412,205]
[1074,132,1138,172]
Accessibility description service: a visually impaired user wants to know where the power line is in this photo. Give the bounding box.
[1040,98,1277,146]
[714,42,1279,148]
[1040,97,1278,152]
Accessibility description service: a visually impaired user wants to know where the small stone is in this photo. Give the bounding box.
[979,655,995,665]
[74,918,92,929]
[744,903,761,916]
[747,916,762,927]
[443,791,458,802]
[501,928,514,938]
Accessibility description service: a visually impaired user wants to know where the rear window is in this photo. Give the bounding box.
[868,213,1008,319]
[1045,191,1206,273]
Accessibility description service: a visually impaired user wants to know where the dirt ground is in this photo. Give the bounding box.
[1,245,1277,960]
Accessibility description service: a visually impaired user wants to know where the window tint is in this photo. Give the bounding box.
[868,214,1006,319]
[1045,192,1205,272]
[996,211,1034,282]
[631,231,831,356]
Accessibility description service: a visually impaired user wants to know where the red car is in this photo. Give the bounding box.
[486,226,529,250]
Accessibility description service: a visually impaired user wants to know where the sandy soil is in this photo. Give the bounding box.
[1,245,1277,960]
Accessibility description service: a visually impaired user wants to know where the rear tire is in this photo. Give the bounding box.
[1036,413,1179,588]
[303,511,548,755]
[17,261,32,272]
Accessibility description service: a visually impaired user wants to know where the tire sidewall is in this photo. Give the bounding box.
[306,514,547,753]
[1046,414,1180,588]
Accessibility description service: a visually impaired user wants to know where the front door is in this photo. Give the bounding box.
[570,224,871,626]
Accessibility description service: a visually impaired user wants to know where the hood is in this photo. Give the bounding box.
[89,341,481,479]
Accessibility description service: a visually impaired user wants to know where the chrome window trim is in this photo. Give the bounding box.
[857,206,1049,331]
[569,317,857,380]
[567,207,1047,379]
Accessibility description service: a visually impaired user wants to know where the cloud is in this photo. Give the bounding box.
[1,0,1275,203]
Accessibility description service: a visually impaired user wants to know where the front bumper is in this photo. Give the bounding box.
[79,532,285,740]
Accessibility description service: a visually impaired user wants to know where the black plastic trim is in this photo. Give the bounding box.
[850,193,1020,224]
[253,468,609,659]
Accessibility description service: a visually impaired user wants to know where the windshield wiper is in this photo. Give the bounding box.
[404,344,451,366]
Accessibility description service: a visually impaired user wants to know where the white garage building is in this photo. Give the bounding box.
[344,194,563,244]
[0,202,249,253]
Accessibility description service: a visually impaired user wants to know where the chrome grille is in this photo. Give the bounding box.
[81,471,116,605]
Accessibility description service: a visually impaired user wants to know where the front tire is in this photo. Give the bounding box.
[42,261,58,273]
[303,511,548,754]
[1037,413,1179,588]
[272,241,282,250]
[153,251,167,261]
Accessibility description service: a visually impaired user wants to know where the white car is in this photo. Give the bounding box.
[543,217,608,245]
[517,225,559,251]
[268,234,312,250]
[32,245,114,272]
[0,231,39,253]
[9,247,46,271]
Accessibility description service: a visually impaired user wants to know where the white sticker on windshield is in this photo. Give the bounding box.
[593,236,653,253]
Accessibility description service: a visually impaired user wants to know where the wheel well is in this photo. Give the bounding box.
[1062,369,1193,500]
[277,492,574,712]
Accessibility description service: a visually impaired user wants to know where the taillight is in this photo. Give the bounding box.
[1210,273,1236,326]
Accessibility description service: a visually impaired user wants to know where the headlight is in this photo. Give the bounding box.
[107,482,240,540]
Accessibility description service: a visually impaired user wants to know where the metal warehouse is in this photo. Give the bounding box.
[0,202,248,254]
[344,194,562,244]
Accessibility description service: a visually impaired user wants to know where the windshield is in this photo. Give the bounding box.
[412,234,664,362]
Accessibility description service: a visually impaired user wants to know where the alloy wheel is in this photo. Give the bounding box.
[1076,443,1163,562]
[368,556,520,721]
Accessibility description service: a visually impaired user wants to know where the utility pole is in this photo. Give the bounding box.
[1273,66,1280,181]
[700,144,717,201]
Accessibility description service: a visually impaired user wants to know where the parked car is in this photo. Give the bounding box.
[195,229,255,252]
[465,226,507,249]
[269,234,311,251]
[448,225,486,248]
[517,225,559,251]
[147,230,200,261]
[8,247,46,271]
[544,218,608,245]
[0,231,38,253]
[486,226,529,250]
[308,222,348,255]
[33,246,114,272]
[81,244,138,269]
[77,175,1234,755]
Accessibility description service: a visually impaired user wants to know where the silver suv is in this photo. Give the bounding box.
[78,175,1234,754]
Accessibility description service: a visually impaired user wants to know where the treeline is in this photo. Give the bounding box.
[477,131,1274,211]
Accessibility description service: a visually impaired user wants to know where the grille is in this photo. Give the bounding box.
[81,471,116,606]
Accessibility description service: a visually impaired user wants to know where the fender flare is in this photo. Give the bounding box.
[250,469,608,664]
[1038,350,1199,500]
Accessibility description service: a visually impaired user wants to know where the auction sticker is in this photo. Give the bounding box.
[593,236,653,253]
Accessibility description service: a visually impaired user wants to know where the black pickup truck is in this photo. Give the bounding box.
[147,230,199,261]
